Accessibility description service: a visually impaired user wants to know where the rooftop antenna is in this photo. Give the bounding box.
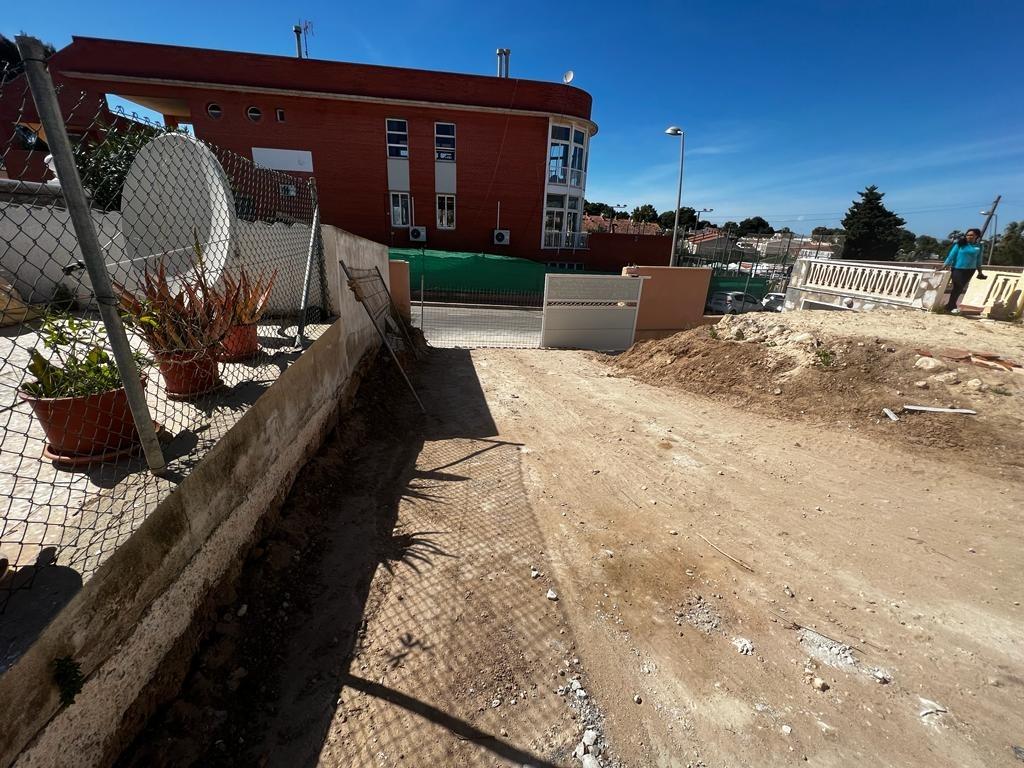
[562,70,575,85]
[300,20,314,59]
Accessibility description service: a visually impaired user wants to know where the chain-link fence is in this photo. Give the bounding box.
[0,42,330,622]
[675,226,846,293]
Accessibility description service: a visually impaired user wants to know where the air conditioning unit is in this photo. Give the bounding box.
[493,229,511,245]
[409,226,427,242]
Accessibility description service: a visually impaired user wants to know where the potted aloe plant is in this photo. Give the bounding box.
[18,314,149,463]
[114,243,238,399]
[218,267,277,362]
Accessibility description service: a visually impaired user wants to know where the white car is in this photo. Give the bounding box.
[761,292,786,312]
[706,291,763,315]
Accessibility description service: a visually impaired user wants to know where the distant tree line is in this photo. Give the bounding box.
[585,185,1021,265]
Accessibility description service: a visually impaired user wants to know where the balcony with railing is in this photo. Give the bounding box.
[543,230,589,249]
[547,166,587,188]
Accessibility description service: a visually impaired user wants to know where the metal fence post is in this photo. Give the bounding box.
[16,35,166,473]
[295,179,320,346]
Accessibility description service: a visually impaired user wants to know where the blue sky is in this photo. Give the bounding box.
[7,0,1022,236]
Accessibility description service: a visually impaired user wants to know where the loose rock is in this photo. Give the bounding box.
[546,589,559,601]
[914,356,946,372]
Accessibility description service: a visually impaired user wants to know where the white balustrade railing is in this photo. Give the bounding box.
[788,258,951,311]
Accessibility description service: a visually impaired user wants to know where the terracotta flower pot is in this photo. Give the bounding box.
[219,324,259,362]
[19,382,143,458]
[156,350,220,399]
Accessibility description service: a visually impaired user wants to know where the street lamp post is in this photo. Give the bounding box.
[665,126,685,266]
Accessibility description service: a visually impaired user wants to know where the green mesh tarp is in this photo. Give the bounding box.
[389,249,614,293]
[390,249,546,292]
[709,275,771,299]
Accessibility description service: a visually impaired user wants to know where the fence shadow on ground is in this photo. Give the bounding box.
[116,349,561,768]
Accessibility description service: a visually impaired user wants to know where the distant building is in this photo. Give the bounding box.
[685,228,733,255]
[582,214,662,236]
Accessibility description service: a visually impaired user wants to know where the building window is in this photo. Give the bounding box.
[275,108,286,122]
[436,194,456,229]
[206,103,223,120]
[390,192,410,227]
[247,106,262,122]
[570,129,586,186]
[434,122,456,162]
[386,118,409,158]
[543,192,584,249]
[548,124,571,184]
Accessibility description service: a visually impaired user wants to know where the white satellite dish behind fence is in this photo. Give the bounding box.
[119,133,236,286]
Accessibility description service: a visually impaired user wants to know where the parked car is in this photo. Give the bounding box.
[761,292,786,312]
[706,291,764,314]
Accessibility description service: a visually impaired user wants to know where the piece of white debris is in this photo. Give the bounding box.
[918,697,947,718]
[582,729,599,747]
[783,585,795,598]
[491,698,501,708]
[546,589,559,601]
[781,725,792,735]
[576,689,588,699]
[633,694,643,704]
[581,755,602,768]
[733,637,754,655]
[530,567,541,579]
[669,529,679,536]
[812,677,829,692]
[236,604,248,618]
[873,669,892,684]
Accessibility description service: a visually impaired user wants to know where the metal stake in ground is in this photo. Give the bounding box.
[16,35,166,474]
[339,259,425,413]
[295,179,321,346]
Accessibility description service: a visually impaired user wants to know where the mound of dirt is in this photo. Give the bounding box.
[613,312,1024,470]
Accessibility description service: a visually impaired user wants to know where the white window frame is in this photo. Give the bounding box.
[435,122,456,162]
[386,118,409,159]
[436,194,456,229]
[390,191,411,228]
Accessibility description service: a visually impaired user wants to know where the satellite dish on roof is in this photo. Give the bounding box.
[562,70,575,84]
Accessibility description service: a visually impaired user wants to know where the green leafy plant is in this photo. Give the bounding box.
[20,314,144,398]
[708,326,720,340]
[73,119,160,211]
[53,655,84,707]
[223,267,278,325]
[114,238,238,353]
[816,348,836,367]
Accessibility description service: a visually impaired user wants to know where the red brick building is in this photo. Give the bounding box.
[1,37,663,267]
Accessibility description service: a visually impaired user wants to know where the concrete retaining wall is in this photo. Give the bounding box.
[0,226,387,767]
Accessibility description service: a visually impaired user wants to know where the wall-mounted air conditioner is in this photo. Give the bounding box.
[409,226,427,242]
[493,229,510,245]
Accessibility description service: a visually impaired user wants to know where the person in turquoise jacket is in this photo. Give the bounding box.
[944,227,986,312]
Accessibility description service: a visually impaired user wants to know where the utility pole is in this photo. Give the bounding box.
[979,195,1002,265]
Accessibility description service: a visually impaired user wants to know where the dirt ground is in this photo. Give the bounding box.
[119,313,1024,768]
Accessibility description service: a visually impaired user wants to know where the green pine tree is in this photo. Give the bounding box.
[841,186,906,261]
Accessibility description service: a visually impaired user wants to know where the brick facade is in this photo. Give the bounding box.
[3,37,668,271]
